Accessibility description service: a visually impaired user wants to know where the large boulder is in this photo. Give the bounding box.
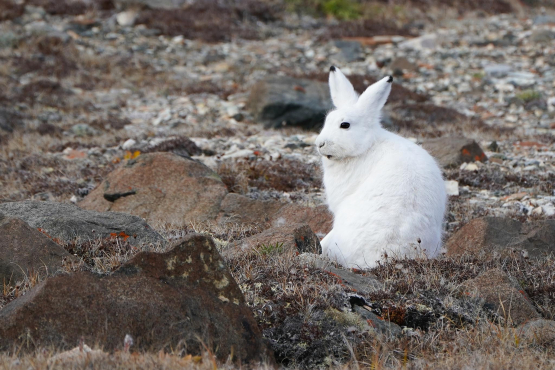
[80,153,228,227]
[461,268,540,326]
[0,215,78,284]
[0,201,163,246]
[0,234,272,363]
[218,193,333,237]
[446,217,555,259]
[422,137,487,168]
[247,76,333,129]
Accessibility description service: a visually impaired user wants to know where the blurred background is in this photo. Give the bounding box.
[1,0,555,225]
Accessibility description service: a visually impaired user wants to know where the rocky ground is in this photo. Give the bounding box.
[1,0,555,369]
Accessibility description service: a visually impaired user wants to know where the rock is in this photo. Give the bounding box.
[533,15,555,26]
[530,29,555,44]
[398,33,438,50]
[390,104,476,133]
[235,223,321,254]
[353,306,402,337]
[218,193,333,237]
[0,234,272,363]
[517,319,555,347]
[390,57,418,73]
[115,0,186,9]
[422,137,487,168]
[445,180,459,196]
[71,123,98,137]
[0,108,23,133]
[80,153,228,227]
[0,201,164,246]
[298,254,382,295]
[0,215,78,284]
[446,217,555,259]
[333,40,362,63]
[484,64,512,78]
[116,10,138,27]
[247,76,333,129]
[507,71,536,88]
[461,268,540,326]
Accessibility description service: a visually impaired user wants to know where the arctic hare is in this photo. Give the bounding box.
[315,66,447,268]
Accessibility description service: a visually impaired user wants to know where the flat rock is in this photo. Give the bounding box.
[390,57,418,72]
[353,306,402,337]
[234,223,321,254]
[218,193,332,237]
[333,40,362,63]
[0,201,163,246]
[247,76,333,129]
[0,234,272,363]
[446,217,555,259]
[298,254,382,294]
[0,215,78,284]
[517,319,555,347]
[115,0,186,9]
[80,153,228,227]
[422,137,487,168]
[461,268,540,326]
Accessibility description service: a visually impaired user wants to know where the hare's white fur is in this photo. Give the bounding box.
[316,66,447,268]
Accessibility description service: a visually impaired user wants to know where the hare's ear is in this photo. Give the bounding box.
[356,76,392,113]
[329,66,358,108]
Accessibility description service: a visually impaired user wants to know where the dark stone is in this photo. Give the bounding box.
[234,223,322,254]
[247,76,333,129]
[0,234,273,363]
[333,40,362,63]
[353,305,402,337]
[0,108,23,133]
[0,216,78,284]
[0,201,164,246]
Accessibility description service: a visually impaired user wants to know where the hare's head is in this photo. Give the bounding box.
[315,66,392,160]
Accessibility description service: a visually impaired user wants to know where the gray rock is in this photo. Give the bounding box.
[398,33,438,51]
[530,29,555,44]
[247,76,333,129]
[333,40,362,63]
[299,254,382,294]
[0,216,79,284]
[353,305,402,337]
[114,0,186,9]
[71,123,98,137]
[0,108,23,133]
[484,64,512,78]
[533,15,555,26]
[446,217,555,259]
[507,71,536,88]
[0,201,164,246]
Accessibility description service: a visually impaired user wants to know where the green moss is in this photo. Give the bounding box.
[285,0,362,20]
[516,89,541,103]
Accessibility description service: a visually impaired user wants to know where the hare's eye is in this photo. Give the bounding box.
[340,122,350,129]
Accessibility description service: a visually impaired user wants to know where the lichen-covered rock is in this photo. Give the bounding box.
[0,201,164,246]
[0,234,272,363]
[517,319,555,347]
[0,215,78,283]
[80,152,228,227]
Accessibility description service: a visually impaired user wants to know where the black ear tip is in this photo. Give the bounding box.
[330,65,336,72]
[387,75,393,83]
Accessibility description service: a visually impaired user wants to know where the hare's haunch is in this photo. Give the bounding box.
[315,66,447,268]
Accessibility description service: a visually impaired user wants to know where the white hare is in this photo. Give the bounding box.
[315,66,447,269]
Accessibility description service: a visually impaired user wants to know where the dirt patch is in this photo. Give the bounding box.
[26,0,115,15]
